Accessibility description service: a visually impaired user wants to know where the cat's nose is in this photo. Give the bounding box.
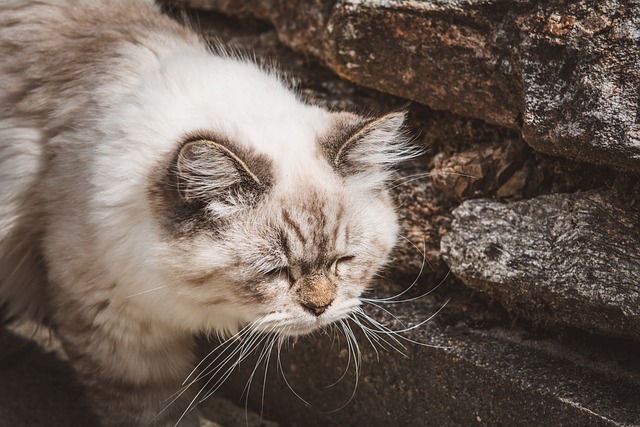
[296,273,336,316]
[301,303,328,316]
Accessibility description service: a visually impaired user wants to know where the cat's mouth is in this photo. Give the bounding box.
[252,298,362,337]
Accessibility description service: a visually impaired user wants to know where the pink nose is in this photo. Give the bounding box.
[302,303,328,316]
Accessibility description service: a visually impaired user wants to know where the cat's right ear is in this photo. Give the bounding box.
[174,139,270,218]
[322,111,421,190]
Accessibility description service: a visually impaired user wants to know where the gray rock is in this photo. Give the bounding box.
[440,190,640,341]
[181,0,640,172]
[5,294,640,427]
[218,295,640,426]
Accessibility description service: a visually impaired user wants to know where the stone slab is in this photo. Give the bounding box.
[3,290,640,426]
[441,190,640,341]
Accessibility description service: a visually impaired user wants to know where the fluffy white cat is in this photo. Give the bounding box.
[0,1,417,425]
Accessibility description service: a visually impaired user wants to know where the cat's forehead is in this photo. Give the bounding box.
[271,186,348,265]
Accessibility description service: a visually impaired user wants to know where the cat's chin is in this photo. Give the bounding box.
[265,319,334,338]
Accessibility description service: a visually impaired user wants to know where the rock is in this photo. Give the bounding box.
[179,0,640,173]
[5,294,639,427]
[440,190,640,341]
[518,3,640,173]
[390,159,453,277]
[429,138,534,201]
[218,294,640,426]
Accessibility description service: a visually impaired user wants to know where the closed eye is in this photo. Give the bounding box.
[332,255,355,273]
[265,266,291,281]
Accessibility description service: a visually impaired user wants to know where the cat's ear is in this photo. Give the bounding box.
[175,139,269,218]
[325,111,420,189]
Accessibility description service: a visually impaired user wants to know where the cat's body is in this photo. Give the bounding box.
[0,1,414,425]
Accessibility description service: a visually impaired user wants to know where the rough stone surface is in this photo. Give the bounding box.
[4,291,640,427]
[181,0,640,172]
[217,292,640,427]
[441,190,640,341]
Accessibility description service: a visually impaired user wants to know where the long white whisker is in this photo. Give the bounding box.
[354,298,453,351]
[325,320,353,388]
[357,324,382,361]
[391,170,478,184]
[125,285,170,298]
[390,170,478,190]
[259,334,277,419]
[174,323,273,425]
[365,299,450,335]
[364,270,451,305]
[362,235,427,306]
[241,328,278,403]
[185,328,257,393]
[350,312,407,356]
[360,300,407,327]
[276,333,311,406]
[321,321,360,414]
[154,325,262,424]
[198,328,273,403]
[182,322,256,386]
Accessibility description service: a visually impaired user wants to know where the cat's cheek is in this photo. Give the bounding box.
[246,277,292,312]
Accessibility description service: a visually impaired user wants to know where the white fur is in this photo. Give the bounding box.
[0,1,414,424]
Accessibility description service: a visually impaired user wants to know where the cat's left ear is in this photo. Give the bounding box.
[173,138,271,219]
[324,111,420,188]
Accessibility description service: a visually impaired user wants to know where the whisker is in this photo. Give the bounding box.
[240,331,277,421]
[124,285,170,298]
[350,312,407,356]
[363,270,451,305]
[198,328,274,402]
[324,320,354,388]
[360,300,407,327]
[365,298,450,335]
[182,322,256,385]
[320,321,360,414]
[195,328,261,382]
[154,325,261,424]
[259,335,277,420]
[172,322,274,425]
[362,235,427,307]
[356,322,382,361]
[390,170,478,190]
[277,332,311,406]
[354,300,453,351]
[241,329,277,401]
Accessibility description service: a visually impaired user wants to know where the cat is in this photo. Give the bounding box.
[0,0,417,425]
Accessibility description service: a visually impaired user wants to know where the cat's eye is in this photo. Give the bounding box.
[265,266,291,281]
[332,255,355,273]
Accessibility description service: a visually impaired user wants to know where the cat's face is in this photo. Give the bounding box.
[149,114,409,337]
[209,171,399,337]
[130,55,416,337]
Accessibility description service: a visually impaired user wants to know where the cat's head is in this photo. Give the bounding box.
[150,111,415,337]
[126,56,418,337]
